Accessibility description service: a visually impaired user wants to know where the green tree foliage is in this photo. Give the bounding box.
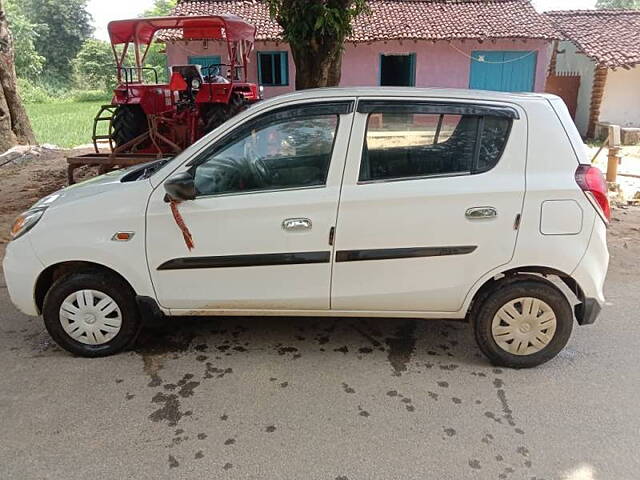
[5,0,45,78]
[143,0,177,17]
[72,0,175,91]
[143,45,170,83]
[22,0,93,81]
[265,0,368,88]
[73,39,114,90]
[137,0,178,83]
[596,0,640,7]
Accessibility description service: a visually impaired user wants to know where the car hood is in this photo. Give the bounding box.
[33,160,165,209]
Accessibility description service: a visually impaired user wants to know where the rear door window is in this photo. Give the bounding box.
[358,102,513,182]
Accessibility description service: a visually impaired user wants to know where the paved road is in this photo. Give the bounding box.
[1,235,639,480]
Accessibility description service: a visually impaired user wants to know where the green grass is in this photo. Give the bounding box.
[25,101,110,148]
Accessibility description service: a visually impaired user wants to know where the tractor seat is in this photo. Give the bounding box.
[171,65,204,90]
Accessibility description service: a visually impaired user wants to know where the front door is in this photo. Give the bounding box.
[146,100,354,311]
[331,99,526,313]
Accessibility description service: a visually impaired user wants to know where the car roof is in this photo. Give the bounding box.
[262,87,556,106]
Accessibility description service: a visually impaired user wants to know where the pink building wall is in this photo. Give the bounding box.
[166,38,552,98]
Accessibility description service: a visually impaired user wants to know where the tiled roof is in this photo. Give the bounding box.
[168,0,558,42]
[547,10,640,68]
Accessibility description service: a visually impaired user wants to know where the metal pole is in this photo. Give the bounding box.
[606,125,621,183]
[134,25,142,83]
[607,146,620,183]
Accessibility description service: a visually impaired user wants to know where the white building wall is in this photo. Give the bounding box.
[599,67,640,128]
[554,41,596,136]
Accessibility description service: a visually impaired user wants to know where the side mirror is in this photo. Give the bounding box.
[164,172,196,201]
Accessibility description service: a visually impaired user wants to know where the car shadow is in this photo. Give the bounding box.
[133,314,487,372]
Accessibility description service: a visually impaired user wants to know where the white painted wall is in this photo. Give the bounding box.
[600,67,640,128]
[554,40,596,136]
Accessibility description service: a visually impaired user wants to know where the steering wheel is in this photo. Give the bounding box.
[248,154,273,186]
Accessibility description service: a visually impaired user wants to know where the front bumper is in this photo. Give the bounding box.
[2,237,43,316]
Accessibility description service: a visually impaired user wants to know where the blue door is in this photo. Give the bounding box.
[188,55,222,74]
[469,51,537,92]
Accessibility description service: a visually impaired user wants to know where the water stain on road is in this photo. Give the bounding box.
[164,374,200,398]
[118,317,539,476]
[136,323,199,387]
[168,455,179,468]
[150,392,191,426]
[385,320,417,375]
[142,355,163,388]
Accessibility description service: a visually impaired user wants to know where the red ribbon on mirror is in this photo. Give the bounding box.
[169,199,195,250]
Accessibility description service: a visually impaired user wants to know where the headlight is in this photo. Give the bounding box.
[10,207,47,240]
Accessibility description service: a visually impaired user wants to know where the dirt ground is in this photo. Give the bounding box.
[0,148,93,259]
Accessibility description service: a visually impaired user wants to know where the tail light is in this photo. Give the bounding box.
[575,164,610,223]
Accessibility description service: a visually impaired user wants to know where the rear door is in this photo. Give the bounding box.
[331,98,526,313]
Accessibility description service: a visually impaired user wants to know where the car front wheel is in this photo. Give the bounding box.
[43,272,141,357]
[473,278,573,368]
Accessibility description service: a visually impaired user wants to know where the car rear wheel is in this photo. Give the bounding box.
[473,278,573,368]
[43,272,141,357]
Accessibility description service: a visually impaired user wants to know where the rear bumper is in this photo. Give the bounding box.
[571,219,608,325]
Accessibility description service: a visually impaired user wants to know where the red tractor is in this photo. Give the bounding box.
[68,15,260,183]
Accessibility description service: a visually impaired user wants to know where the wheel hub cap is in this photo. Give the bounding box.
[491,297,557,356]
[59,290,122,346]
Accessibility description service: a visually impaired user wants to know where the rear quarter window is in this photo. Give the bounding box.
[477,116,512,172]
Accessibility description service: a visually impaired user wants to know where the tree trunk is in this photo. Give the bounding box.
[290,40,344,90]
[0,0,36,152]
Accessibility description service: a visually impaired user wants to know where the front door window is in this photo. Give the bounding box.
[192,113,339,196]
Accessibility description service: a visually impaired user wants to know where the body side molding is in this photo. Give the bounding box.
[335,246,477,262]
[158,251,331,270]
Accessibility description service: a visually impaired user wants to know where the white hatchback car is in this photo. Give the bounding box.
[3,88,609,367]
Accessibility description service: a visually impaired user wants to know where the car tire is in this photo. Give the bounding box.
[42,272,141,357]
[473,278,573,368]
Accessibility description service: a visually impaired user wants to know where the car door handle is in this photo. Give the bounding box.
[282,218,312,231]
[465,207,497,219]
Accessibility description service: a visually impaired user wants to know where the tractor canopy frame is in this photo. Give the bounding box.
[107,15,257,84]
[65,15,260,184]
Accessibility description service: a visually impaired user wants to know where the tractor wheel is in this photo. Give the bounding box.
[201,104,231,134]
[201,94,247,135]
[111,105,148,149]
[229,92,246,116]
